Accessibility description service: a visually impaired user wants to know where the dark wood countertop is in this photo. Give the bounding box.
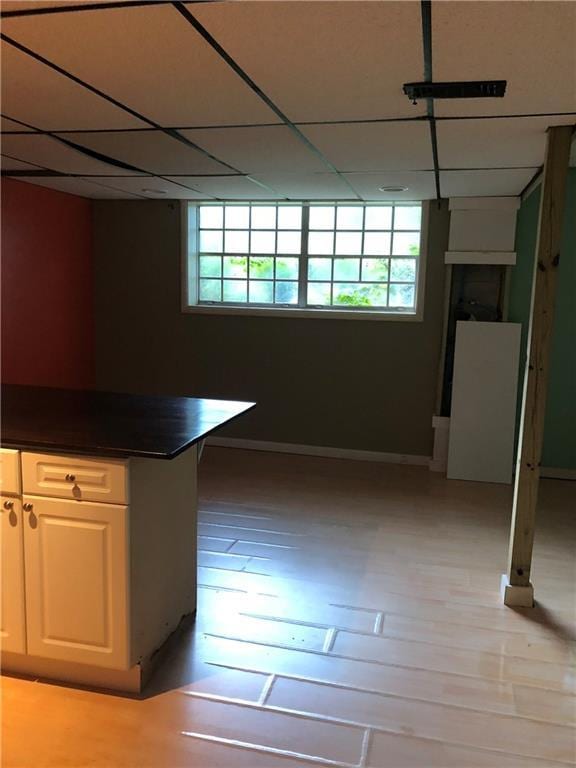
[0,385,256,460]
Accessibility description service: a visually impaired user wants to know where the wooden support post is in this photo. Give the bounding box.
[502,125,573,607]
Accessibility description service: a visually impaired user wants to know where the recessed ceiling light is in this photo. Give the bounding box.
[378,185,408,193]
[141,188,166,194]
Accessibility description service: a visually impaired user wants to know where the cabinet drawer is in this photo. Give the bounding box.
[22,453,128,505]
[0,449,21,496]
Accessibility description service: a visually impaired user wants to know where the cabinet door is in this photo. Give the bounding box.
[23,495,129,670]
[0,495,26,654]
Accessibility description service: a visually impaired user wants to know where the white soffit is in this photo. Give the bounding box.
[299,121,433,172]
[0,134,146,175]
[245,173,355,200]
[449,198,520,212]
[441,169,537,198]
[437,116,576,169]
[179,126,327,174]
[166,175,284,200]
[0,43,143,131]
[13,176,144,199]
[192,1,426,122]
[433,1,576,118]
[2,6,279,128]
[60,131,231,176]
[343,172,436,201]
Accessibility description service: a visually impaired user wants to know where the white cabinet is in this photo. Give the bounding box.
[22,495,129,669]
[1,447,197,690]
[0,495,26,654]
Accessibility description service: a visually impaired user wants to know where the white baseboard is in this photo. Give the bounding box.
[205,437,431,467]
[204,438,575,479]
[540,467,576,481]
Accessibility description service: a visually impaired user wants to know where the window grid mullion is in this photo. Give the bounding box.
[330,213,335,305]
[196,202,420,312]
[299,204,310,308]
[273,205,279,304]
[360,206,366,283]
[247,205,252,301]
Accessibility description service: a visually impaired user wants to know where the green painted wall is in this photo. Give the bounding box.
[93,200,450,457]
[509,169,576,470]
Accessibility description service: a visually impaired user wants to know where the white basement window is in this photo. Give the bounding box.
[184,202,426,319]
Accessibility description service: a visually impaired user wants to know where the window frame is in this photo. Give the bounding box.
[181,200,429,322]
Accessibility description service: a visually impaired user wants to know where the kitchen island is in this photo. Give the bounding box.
[0,385,255,692]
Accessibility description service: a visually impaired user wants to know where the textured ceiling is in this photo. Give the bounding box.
[1,0,575,201]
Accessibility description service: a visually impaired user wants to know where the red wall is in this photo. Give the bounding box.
[1,179,94,389]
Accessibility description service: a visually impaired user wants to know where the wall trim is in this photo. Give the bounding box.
[540,467,576,481]
[205,438,575,480]
[205,437,431,467]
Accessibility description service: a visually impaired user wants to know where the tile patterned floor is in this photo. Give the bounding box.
[2,448,575,767]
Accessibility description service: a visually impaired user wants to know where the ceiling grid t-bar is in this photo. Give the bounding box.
[0,112,219,198]
[420,0,442,200]
[170,1,363,201]
[0,32,244,175]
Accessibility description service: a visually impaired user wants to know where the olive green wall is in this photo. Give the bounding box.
[509,169,576,470]
[93,200,450,456]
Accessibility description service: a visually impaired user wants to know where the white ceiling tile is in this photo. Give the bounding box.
[166,175,284,200]
[433,1,576,118]
[0,42,144,130]
[245,172,356,200]
[87,176,207,199]
[180,126,327,173]
[3,5,279,127]
[440,169,537,198]
[0,133,147,175]
[1,154,43,170]
[437,116,576,169]
[60,130,232,175]
[300,121,433,172]
[12,175,143,198]
[343,172,436,201]
[192,1,426,122]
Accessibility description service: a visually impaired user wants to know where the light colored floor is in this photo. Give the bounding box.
[2,447,575,767]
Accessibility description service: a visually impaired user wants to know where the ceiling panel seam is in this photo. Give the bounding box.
[0,166,149,198]
[0,0,216,19]
[0,32,256,178]
[170,1,363,201]
[420,0,441,200]
[0,113,219,197]
[3,113,575,137]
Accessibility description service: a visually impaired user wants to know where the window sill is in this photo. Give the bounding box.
[182,304,423,322]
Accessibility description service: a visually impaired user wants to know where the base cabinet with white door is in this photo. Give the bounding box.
[22,494,129,669]
[1,492,26,655]
[1,448,193,690]
[0,386,255,693]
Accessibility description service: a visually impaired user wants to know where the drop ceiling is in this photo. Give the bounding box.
[1,0,575,201]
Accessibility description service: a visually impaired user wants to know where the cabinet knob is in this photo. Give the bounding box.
[65,474,76,483]
[3,500,14,510]
[23,502,33,512]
